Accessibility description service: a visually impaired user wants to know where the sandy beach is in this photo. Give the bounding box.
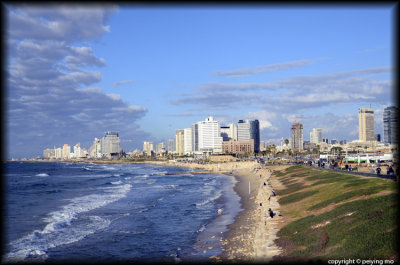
[146,160,290,262]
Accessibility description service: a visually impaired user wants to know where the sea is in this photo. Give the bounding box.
[2,161,242,263]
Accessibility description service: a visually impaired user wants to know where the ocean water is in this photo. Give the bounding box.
[3,161,241,263]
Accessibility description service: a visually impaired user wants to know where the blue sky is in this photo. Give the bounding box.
[5,3,396,158]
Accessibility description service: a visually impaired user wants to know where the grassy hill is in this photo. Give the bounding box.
[272,165,398,262]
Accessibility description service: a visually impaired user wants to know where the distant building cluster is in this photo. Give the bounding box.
[43,131,121,159]
[286,106,398,154]
[42,106,397,160]
[143,116,260,157]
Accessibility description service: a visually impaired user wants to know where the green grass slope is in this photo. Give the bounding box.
[272,165,398,262]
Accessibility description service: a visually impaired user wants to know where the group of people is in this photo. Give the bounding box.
[344,164,353,171]
[371,165,394,176]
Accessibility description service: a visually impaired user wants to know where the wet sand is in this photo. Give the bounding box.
[215,165,290,262]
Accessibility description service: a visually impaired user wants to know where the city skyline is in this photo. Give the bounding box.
[5,4,396,158]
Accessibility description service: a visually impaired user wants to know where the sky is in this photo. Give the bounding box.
[4,3,397,158]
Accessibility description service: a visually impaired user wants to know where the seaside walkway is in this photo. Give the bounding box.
[308,165,397,181]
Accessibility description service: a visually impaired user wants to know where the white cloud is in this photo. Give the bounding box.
[112,80,134,88]
[6,4,150,158]
[214,58,327,78]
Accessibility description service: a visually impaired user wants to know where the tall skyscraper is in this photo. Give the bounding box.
[383,106,398,144]
[237,120,260,153]
[101,131,120,155]
[310,128,322,144]
[184,128,192,155]
[62,144,70,159]
[358,108,375,142]
[237,120,250,141]
[191,116,223,153]
[291,122,303,151]
[249,120,260,153]
[175,129,185,155]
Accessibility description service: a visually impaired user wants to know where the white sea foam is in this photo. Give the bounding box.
[4,184,131,262]
[35,173,49,177]
[195,190,222,208]
[111,180,122,185]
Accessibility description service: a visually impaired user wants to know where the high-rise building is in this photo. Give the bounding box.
[237,120,260,153]
[175,129,185,155]
[191,123,199,152]
[73,143,82,158]
[143,141,154,156]
[62,144,70,159]
[358,108,375,142]
[220,123,237,141]
[310,128,322,144]
[184,128,192,155]
[101,131,120,155]
[383,106,398,144]
[291,122,303,151]
[89,138,102,158]
[168,139,175,153]
[156,142,166,154]
[249,120,260,153]
[192,116,223,153]
[237,120,250,141]
[55,147,62,159]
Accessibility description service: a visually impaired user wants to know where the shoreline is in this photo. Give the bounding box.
[9,159,290,261]
[144,160,290,262]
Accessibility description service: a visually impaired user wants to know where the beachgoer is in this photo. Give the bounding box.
[268,208,274,218]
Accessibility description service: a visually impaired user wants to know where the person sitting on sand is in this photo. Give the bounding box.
[268,208,274,218]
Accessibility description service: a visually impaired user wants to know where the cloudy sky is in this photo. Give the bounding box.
[5,3,396,158]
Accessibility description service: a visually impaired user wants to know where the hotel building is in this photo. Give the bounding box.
[101,131,121,155]
[192,116,223,153]
[358,108,375,142]
[222,139,254,155]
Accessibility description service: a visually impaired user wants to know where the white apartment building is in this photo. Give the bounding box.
[196,116,223,153]
[184,128,192,155]
[143,141,154,156]
[220,123,237,141]
[310,128,322,144]
[237,120,251,141]
[175,130,185,155]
